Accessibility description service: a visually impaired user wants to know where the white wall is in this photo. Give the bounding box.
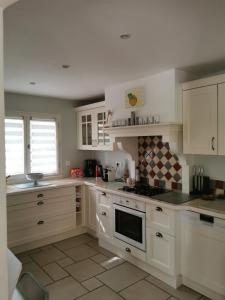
[5,92,92,177]
[105,69,193,123]
[0,6,8,300]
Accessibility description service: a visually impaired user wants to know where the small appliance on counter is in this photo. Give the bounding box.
[84,159,97,177]
[99,165,116,182]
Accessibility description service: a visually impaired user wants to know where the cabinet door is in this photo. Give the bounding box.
[218,83,225,155]
[183,85,217,154]
[147,227,175,275]
[86,187,97,232]
[97,204,113,241]
[77,111,93,149]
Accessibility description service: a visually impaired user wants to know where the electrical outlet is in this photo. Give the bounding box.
[66,160,71,167]
[116,161,121,168]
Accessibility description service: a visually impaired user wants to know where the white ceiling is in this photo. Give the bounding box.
[4,0,225,100]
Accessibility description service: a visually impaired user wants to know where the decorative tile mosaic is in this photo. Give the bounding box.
[138,136,182,190]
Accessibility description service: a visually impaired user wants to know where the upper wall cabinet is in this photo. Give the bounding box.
[183,85,217,155]
[183,74,225,155]
[75,102,112,151]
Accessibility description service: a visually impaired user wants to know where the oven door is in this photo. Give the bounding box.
[113,204,146,251]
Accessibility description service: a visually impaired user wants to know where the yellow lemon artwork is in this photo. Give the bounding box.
[125,87,144,108]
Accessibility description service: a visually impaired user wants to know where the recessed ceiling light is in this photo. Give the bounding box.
[62,64,70,69]
[120,33,131,40]
[29,82,36,85]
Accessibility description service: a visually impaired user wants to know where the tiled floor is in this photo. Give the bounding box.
[16,234,210,300]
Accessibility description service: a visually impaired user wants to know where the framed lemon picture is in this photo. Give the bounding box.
[125,86,144,108]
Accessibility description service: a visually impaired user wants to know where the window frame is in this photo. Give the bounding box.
[5,111,62,183]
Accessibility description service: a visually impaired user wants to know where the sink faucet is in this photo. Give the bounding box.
[6,175,11,184]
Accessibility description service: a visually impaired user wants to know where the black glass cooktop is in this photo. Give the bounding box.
[119,184,193,204]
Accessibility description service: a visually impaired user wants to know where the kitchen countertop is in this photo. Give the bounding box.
[6,177,225,220]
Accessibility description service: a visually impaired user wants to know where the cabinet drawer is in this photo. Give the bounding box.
[8,213,76,247]
[7,196,75,231]
[98,191,112,207]
[147,227,175,275]
[146,203,176,235]
[113,237,146,262]
[7,186,75,206]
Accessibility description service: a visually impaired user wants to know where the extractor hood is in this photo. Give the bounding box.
[104,123,182,156]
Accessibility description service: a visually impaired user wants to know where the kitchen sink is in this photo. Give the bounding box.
[15,182,52,189]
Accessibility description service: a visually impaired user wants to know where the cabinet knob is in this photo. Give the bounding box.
[101,211,107,216]
[101,192,106,196]
[156,232,163,238]
[37,201,44,206]
[37,193,44,198]
[155,206,163,212]
[125,247,131,253]
[211,137,216,151]
[37,220,44,225]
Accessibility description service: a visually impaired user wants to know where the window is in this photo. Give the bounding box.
[5,118,25,176]
[5,114,60,177]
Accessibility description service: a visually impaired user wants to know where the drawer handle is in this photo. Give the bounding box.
[37,201,44,206]
[211,136,215,151]
[155,206,163,212]
[125,247,131,253]
[101,211,107,216]
[156,232,163,238]
[37,220,44,225]
[37,193,44,198]
[101,192,106,196]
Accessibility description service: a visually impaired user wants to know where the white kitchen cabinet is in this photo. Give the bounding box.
[75,101,112,150]
[146,203,176,236]
[218,83,225,155]
[85,186,97,232]
[7,186,77,247]
[181,211,225,298]
[96,191,113,242]
[146,227,175,275]
[183,85,218,154]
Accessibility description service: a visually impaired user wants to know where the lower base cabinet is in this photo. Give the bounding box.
[146,227,175,275]
[85,186,97,232]
[181,211,225,297]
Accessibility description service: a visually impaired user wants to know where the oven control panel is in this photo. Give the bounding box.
[113,196,146,212]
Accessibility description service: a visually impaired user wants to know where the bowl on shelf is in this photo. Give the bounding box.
[26,173,43,186]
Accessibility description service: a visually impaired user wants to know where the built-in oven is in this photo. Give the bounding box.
[113,199,146,251]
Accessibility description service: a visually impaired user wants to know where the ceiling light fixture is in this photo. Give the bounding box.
[29,82,36,85]
[62,64,70,69]
[120,33,131,40]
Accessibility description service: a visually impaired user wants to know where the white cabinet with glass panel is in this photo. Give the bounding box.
[75,101,112,150]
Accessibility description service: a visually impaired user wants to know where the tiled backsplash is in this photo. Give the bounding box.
[138,136,182,190]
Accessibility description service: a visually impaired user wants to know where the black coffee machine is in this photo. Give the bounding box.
[84,159,97,177]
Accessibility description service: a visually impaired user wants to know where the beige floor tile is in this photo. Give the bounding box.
[31,247,65,266]
[199,297,211,300]
[47,276,87,300]
[100,256,124,270]
[91,253,108,263]
[78,285,124,300]
[65,259,105,282]
[57,257,74,267]
[82,277,103,291]
[43,262,68,281]
[145,275,201,300]
[54,234,93,251]
[17,247,41,258]
[120,280,170,300]
[22,262,52,286]
[65,244,98,261]
[97,262,147,292]
[19,255,32,264]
